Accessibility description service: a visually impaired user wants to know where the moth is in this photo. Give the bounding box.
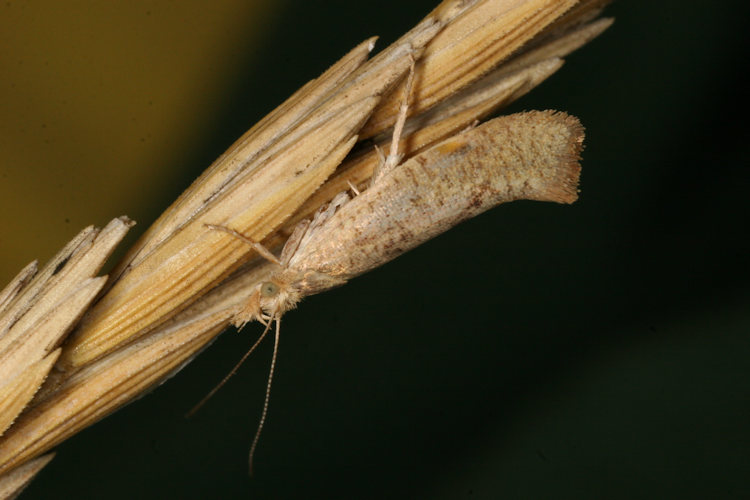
[204,102,584,473]
[233,110,582,325]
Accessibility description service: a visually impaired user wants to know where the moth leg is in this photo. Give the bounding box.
[370,52,416,185]
[346,179,361,197]
[205,224,281,266]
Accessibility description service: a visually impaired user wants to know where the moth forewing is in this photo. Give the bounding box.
[284,110,583,287]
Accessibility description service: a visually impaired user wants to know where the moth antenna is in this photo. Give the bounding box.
[205,224,282,266]
[346,179,360,196]
[249,313,281,476]
[185,317,274,418]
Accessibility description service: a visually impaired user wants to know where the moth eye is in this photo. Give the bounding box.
[260,282,279,298]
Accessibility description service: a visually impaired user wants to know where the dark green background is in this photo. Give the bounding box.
[13,1,750,498]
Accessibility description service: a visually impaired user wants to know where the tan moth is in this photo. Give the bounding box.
[203,59,584,470]
[230,110,583,326]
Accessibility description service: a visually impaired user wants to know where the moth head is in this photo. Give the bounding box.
[257,276,300,319]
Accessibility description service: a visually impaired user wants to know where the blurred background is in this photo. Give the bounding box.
[1,1,748,498]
